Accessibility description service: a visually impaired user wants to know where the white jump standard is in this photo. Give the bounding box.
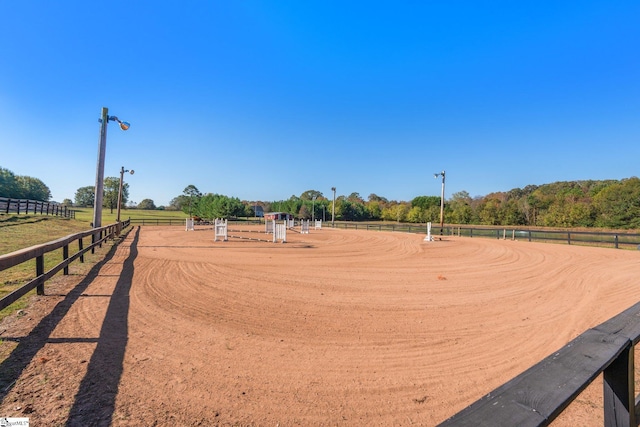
[424,222,433,242]
[214,218,228,241]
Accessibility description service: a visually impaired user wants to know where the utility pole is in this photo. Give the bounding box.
[434,171,445,236]
[331,187,336,227]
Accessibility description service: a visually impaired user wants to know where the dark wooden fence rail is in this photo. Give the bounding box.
[0,197,75,219]
[329,223,640,250]
[438,300,640,426]
[0,220,130,311]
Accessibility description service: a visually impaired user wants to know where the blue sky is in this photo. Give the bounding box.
[1,1,638,206]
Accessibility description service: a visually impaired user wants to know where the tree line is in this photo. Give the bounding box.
[0,166,51,201]
[168,178,640,230]
[2,164,639,229]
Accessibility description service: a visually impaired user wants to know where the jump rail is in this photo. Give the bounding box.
[0,197,75,219]
[0,220,130,311]
[439,300,640,426]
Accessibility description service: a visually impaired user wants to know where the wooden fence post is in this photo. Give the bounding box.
[36,255,44,295]
[603,342,635,427]
[63,244,69,275]
[79,238,84,262]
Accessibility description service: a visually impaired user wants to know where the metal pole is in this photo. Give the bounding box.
[116,166,125,224]
[439,171,445,236]
[312,196,316,222]
[331,187,336,226]
[92,107,109,229]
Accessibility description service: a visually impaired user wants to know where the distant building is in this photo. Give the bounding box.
[254,205,264,217]
[264,212,292,221]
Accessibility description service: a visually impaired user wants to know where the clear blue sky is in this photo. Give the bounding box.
[1,1,638,206]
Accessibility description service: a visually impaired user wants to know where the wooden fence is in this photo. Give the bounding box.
[0,197,75,219]
[0,220,130,311]
[330,223,640,250]
[439,300,640,426]
[2,217,639,424]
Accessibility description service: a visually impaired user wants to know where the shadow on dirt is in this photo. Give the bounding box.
[65,226,140,426]
[0,226,139,426]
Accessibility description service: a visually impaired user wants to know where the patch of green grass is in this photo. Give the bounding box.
[0,213,108,320]
[72,207,188,223]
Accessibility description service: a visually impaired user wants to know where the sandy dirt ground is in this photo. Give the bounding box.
[0,224,639,426]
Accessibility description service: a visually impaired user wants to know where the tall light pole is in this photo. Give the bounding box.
[434,170,445,236]
[117,167,134,224]
[312,195,316,222]
[331,187,336,227]
[92,107,130,229]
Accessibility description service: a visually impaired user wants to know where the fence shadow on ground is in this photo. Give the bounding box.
[0,229,132,402]
[65,227,139,426]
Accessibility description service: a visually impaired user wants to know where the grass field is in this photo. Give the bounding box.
[72,207,189,223]
[0,209,188,320]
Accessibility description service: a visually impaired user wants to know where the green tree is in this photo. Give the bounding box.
[406,206,426,223]
[368,193,388,203]
[340,200,368,221]
[448,191,473,224]
[138,199,156,210]
[366,200,383,220]
[103,177,129,213]
[381,203,410,222]
[411,196,440,210]
[592,177,640,228]
[347,192,364,203]
[298,204,310,219]
[0,167,17,197]
[196,193,246,219]
[183,185,202,217]
[15,176,51,200]
[476,197,501,225]
[74,186,95,207]
[300,190,323,200]
[501,199,526,225]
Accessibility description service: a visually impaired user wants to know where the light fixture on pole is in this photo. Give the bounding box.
[434,170,445,236]
[117,166,134,225]
[92,107,130,229]
[331,187,336,227]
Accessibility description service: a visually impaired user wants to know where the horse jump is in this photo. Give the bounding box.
[217,219,287,243]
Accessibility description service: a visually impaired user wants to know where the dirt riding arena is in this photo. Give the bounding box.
[1,224,639,426]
